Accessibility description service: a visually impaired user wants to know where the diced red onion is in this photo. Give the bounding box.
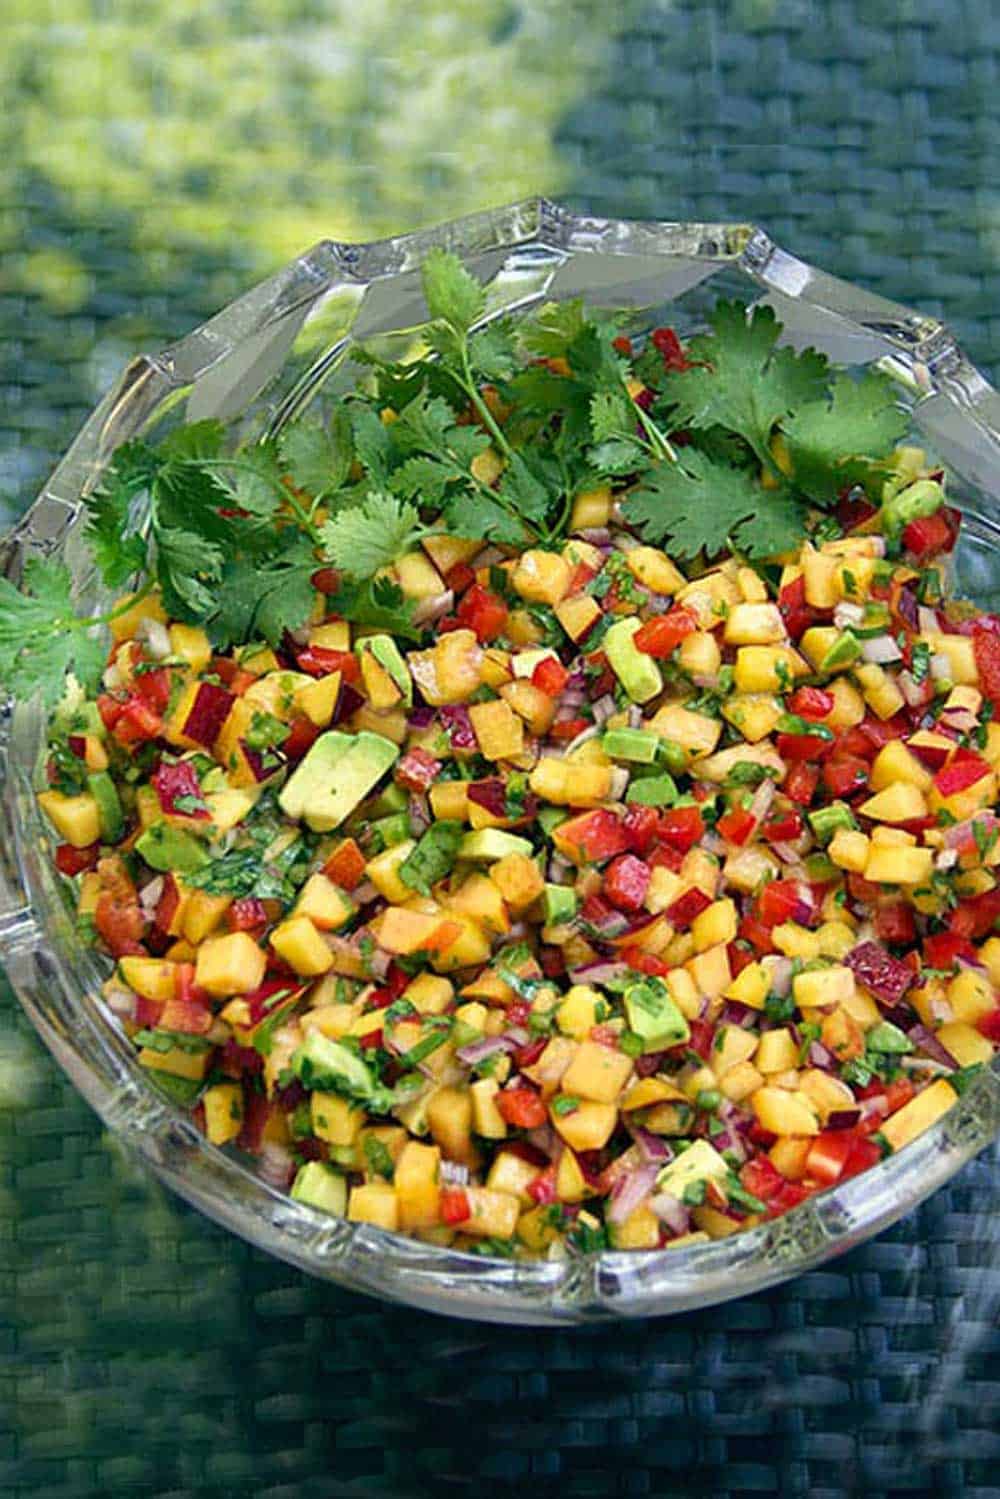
[412,590,454,625]
[439,705,477,751]
[859,1094,890,1122]
[720,999,757,1029]
[930,652,952,682]
[138,876,165,917]
[907,1023,960,1069]
[825,1106,862,1130]
[560,686,588,709]
[650,1192,691,1236]
[561,724,601,758]
[630,1127,673,1165]
[808,1039,836,1070]
[627,704,643,729]
[568,959,631,985]
[608,767,631,801]
[502,1026,531,1047]
[368,945,392,980]
[259,1143,295,1189]
[408,705,436,728]
[833,601,864,629]
[577,527,611,545]
[766,957,794,999]
[918,605,941,634]
[748,776,776,826]
[860,633,902,665]
[939,706,978,736]
[440,1160,470,1184]
[352,879,378,906]
[105,986,137,1020]
[455,1035,515,1065]
[643,593,674,615]
[702,830,727,856]
[607,1163,660,1225]
[591,694,617,724]
[770,840,806,867]
[408,793,431,835]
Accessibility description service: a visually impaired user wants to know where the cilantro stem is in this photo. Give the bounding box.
[630,394,677,464]
[184,457,323,543]
[455,348,516,464]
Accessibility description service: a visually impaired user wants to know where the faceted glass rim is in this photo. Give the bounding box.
[3,195,1000,1323]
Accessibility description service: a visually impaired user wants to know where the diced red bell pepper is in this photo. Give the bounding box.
[456,584,509,643]
[152,759,209,819]
[777,731,834,763]
[622,803,661,856]
[787,686,834,721]
[133,665,173,715]
[621,948,670,976]
[657,805,705,852]
[651,326,692,371]
[948,886,1000,941]
[283,717,320,761]
[767,1181,812,1218]
[557,809,629,863]
[647,843,685,873]
[972,619,1000,706]
[757,880,813,929]
[761,809,804,844]
[295,645,360,684]
[495,1087,548,1129]
[822,754,869,798]
[738,912,776,955]
[227,897,269,933]
[778,574,821,641]
[633,607,699,658]
[112,697,163,746]
[582,650,615,698]
[603,853,651,912]
[526,1163,558,1205]
[549,716,591,741]
[97,693,125,731]
[395,747,441,792]
[445,562,476,595]
[716,807,757,846]
[323,837,367,890]
[134,994,164,1028]
[783,762,819,806]
[532,656,570,696]
[933,752,991,798]
[923,930,978,969]
[902,506,960,559]
[976,1007,1000,1041]
[438,1186,471,1224]
[727,940,755,978]
[666,886,712,927]
[686,1018,715,1061]
[738,1155,785,1202]
[804,1131,855,1186]
[841,1134,882,1179]
[883,1078,916,1114]
[55,842,100,876]
[612,334,634,358]
[873,901,917,946]
[310,566,341,595]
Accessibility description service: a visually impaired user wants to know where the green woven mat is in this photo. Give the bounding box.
[4,2,1000,1495]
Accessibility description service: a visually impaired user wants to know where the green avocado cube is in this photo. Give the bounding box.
[624,977,690,1053]
[458,829,534,862]
[135,822,210,875]
[87,770,124,843]
[290,1161,347,1217]
[279,730,399,832]
[602,727,661,764]
[543,884,578,924]
[603,617,663,704]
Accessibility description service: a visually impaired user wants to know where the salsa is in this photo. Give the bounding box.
[24,256,1000,1257]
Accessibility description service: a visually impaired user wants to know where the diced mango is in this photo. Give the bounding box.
[733,646,805,693]
[407,629,482,706]
[858,782,928,823]
[394,1140,441,1230]
[468,699,525,761]
[881,1079,957,1152]
[756,1028,799,1073]
[560,1040,633,1104]
[195,931,267,996]
[529,758,612,807]
[470,1077,507,1139]
[38,790,100,848]
[648,702,722,758]
[311,1092,365,1145]
[348,1182,400,1231]
[724,602,786,645]
[793,965,856,1010]
[490,852,544,912]
[203,1082,244,1145]
[270,916,335,976]
[510,549,572,606]
[870,739,933,793]
[864,843,934,885]
[554,594,602,643]
[934,1022,994,1068]
[549,1098,618,1151]
[119,956,177,1002]
[751,1086,820,1136]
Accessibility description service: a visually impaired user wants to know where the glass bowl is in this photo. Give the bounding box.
[3,197,1000,1325]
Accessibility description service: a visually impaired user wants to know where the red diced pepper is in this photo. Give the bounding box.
[395,747,441,792]
[283,717,320,762]
[822,754,869,798]
[133,665,172,715]
[783,762,819,805]
[902,507,960,560]
[884,1078,916,1114]
[804,1131,855,1186]
[973,619,1000,706]
[295,645,360,684]
[456,584,509,643]
[622,803,661,856]
[777,731,834,763]
[657,805,705,852]
[841,1134,882,1179]
[97,693,125,731]
[778,574,820,641]
[873,901,917,946]
[633,607,699,658]
[621,948,670,976]
[766,1182,811,1218]
[549,716,591,741]
[738,1155,785,1202]
[666,886,712,927]
[738,912,775,955]
[933,752,991,798]
[686,1019,715,1061]
[787,686,834,721]
[651,326,691,371]
[976,1007,1000,1041]
[716,807,757,845]
[761,809,804,844]
[757,880,813,928]
[923,930,977,969]
[438,1186,472,1225]
[55,842,100,876]
[495,1087,548,1129]
[445,562,476,595]
[603,853,651,912]
[531,656,570,697]
[559,809,629,863]
[112,697,163,745]
[526,1163,558,1204]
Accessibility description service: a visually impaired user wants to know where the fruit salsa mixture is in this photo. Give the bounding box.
[11,252,1000,1258]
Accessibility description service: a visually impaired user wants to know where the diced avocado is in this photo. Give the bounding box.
[290,1160,348,1217]
[625,773,677,807]
[543,884,578,924]
[602,727,661,764]
[821,631,861,670]
[603,617,663,704]
[135,822,210,874]
[808,801,858,845]
[624,977,690,1052]
[359,635,413,706]
[865,1021,914,1055]
[366,782,409,818]
[458,828,535,862]
[87,771,124,843]
[656,1138,730,1199]
[881,477,944,538]
[371,812,412,849]
[536,806,569,838]
[398,820,464,895]
[280,730,399,833]
[292,1029,382,1103]
[53,697,106,741]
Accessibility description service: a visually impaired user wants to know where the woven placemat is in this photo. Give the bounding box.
[3,3,1000,1496]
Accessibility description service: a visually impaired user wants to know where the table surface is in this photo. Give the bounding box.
[3,3,1000,1495]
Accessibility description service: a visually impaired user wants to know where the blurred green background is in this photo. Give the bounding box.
[3,3,1000,1496]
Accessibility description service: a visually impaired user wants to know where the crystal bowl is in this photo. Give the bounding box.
[3,198,1000,1324]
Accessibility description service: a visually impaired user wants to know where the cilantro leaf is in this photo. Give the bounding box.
[389,456,456,505]
[326,575,421,640]
[518,298,589,357]
[0,558,107,703]
[661,301,829,466]
[320,493,426,581]
[444,488,530,548]
[200,444,286,519]
[588,437,646,477]
[156,420,226,461]
[421,248,486,335]
[154,526,225,621]
[495,452,552,528]
[279,404,354,498]
[782,370,909,502]
[467,320,519,382]
[349,402,394,487]
[210,529,319,648]
[590,388,635,444]
[84,441,158,588]
[623,449,807,560]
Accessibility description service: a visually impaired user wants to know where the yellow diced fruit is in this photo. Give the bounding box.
[108,589,168,643]
[853,662,905,720]
[195,931,267,997]
[665,969,702,1020]
[549,1098,618,1151]
[510,548,572,606]
[829,828,871,873]
[724,602,786,645]
[736,566,769,602]
[557,985,602,1040]
[426,1087,478,1167]
[311,1092,364,1146]
[516,1204,563,1251]
[182,890,233,944]
[407,629,482,706]
[529,757,612,807]
[470,446,504,486]
[801,546,840,607]
[721,693,784,744]
[709,1024,758,1076]
[38,790,100,848]
[945,968,997,1025]
[978,936,1000,988]
[395,550,446,601]
[490,852,544,913]
[570,486,613,530]
[690,898,737,953]
[793,965,856,1010]
[206,788,258,834]
[858,782,928,823]
[499,679,557,736]
[270,916,334,977]
[864,843,934,885]
[919,632,977,685]
[772,922,821,959]
[394,1140,441,1230]
[755,1028,800,1073]
[169,623,212,673]
[308,621,350,651]
[138,1044,210,1082]
[724,961,769,1010]
[486,1149,542,1203]
[403,973,454,1015]
[294,672,342,727]
[293,873,355,932]
[769,1138,812,1180]
[733,645,805,693]
[685,942,732,999]
[870,739,933,793]
[365,840,417,904]
[560,1040,633,1103]
[935,1022,994,1068]
[422,534,480,578]
[826,676,866,729]
[644,865,683,913]
[648,703,722,758]
[461,1186,520,1240]
[203,1082,243,1145]
[348,1183,399,1231]
[468,699,524,761]
[554,594,603,643]
[119,956,177,1002]
[447,873,509,935]
[359,651,402,711]
[676,631,722,680]
[429,782,468,822]
[719,1061,765,1102]
[929,768,998,824]
[751,1087,820,1136]
[881,1079,957,1152]
[429,911,491,972]
[470,1078,507,1139]
[624,545,685,596]
[610,1205,661,1250]
[816,922,857,960]
[554,1148,590,1203]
